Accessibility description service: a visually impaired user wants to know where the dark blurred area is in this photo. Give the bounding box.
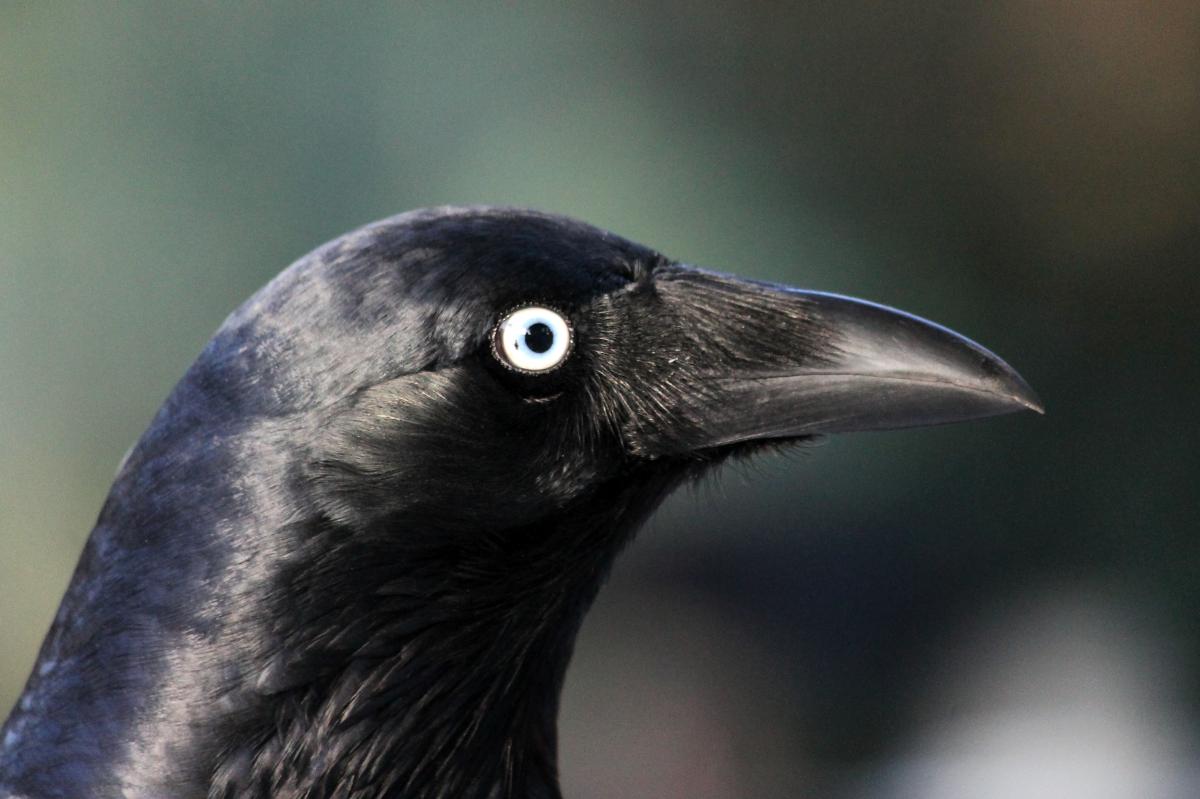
[1,3,1197,796]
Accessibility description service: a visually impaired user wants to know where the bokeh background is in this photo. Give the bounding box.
[2,3,1198,797]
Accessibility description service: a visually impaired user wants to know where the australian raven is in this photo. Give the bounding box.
[0,207,1040,798]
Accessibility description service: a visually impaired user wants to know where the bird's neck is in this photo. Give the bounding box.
[1,402,685,798]
[228,522,597,798]
[229,463,685,798]
[2,511,609,799]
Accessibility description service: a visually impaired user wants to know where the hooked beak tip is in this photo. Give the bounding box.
[987,361,1044,416]
[1011,387,1045,416]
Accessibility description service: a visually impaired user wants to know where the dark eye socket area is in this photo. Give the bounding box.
[492,306,573,374]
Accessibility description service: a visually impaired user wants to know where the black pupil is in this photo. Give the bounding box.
[524,322,554,354]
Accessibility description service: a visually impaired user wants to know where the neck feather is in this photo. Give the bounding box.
[0,436,687,799]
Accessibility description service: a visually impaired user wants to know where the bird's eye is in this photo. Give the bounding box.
[493,306,573,373]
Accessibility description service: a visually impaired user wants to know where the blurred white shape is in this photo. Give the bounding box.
[856,585,1200,799]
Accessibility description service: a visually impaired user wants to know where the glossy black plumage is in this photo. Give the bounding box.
[0,207,1039,798]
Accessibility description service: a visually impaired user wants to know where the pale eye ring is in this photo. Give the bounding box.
[493,306,573,373]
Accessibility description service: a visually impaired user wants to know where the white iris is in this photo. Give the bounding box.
[496,306,572,372]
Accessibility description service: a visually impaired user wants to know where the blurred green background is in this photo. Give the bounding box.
[2,3,1197,796]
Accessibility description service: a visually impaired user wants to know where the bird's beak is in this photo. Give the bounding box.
[648,268,1043,452]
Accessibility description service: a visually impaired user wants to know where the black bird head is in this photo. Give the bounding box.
[0,207,1040,798]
